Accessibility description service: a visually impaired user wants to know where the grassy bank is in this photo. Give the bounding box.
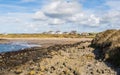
[91,29,120,67]
[0,34,96,38]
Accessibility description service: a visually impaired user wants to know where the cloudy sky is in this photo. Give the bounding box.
[0,0,120,33]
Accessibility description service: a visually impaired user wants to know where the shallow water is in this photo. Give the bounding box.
[0,42,40,53]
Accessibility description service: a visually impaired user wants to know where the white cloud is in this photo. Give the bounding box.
[106,0,120,11]
[49,18,65,25]
[0,13,34,29]
[101,11,120,27]
[99,0,120,28]
[32,0,120,31]
[33,11,47,20]
[0,0,120,33]
[44,0,81,16]
[33,0,100,27]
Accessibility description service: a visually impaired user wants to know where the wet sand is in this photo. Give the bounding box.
[0,38,92,47]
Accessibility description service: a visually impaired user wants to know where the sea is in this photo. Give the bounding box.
[0,42,40,53]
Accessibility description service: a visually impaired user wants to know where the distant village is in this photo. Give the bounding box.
[41,31,96,36]
[0,31,97,36]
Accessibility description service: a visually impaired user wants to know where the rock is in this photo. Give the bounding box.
[14,69,22,74]
[0,40,116,75]
[29,70,36,75]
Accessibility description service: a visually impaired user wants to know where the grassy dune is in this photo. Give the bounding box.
[91,29,120,67]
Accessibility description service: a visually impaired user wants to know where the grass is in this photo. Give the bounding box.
[91,29,120,67]
[0,34,96,38]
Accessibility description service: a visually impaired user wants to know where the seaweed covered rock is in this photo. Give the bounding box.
[91,29,120,67]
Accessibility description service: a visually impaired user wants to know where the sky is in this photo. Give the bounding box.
[0,0,120,33]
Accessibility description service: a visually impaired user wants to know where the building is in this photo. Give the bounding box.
[81,32,89,36]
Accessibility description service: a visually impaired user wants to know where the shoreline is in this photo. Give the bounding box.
[0,40,91,69]
[0,37,93,39]
[0,38,92,47]
[0,38,117,75]
[0,39,116,75]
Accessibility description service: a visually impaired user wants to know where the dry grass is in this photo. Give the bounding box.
[91,29,120,67]
[92,29,117,47]
[0,34,95,38]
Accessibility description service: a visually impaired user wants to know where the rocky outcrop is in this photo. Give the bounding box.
[0,40,116,75]
[0,41,90,70]
[91,29,120,67]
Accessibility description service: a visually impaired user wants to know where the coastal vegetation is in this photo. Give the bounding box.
[0,32,96,38]
[91,29,120,67]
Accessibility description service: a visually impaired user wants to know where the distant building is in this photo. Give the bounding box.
[81,32,89,36]
[47,31,55,34]
[63,32,69,34]
[69,31,77,35]
[55,31,62,34]
[42,32,48,34]
[3,33,8,35]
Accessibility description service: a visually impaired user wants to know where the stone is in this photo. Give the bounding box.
[14,69,22,74]
[29,70,36,75]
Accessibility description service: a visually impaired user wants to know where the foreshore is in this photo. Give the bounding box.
[0,38,116,75]
[0,38,92,47]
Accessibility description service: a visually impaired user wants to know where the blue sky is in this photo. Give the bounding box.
[0,0,120,33]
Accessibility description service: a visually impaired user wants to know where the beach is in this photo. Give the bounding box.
[0,38,92,47]
[0,38,117,75]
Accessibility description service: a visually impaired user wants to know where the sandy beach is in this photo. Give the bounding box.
[0,38,92,47]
